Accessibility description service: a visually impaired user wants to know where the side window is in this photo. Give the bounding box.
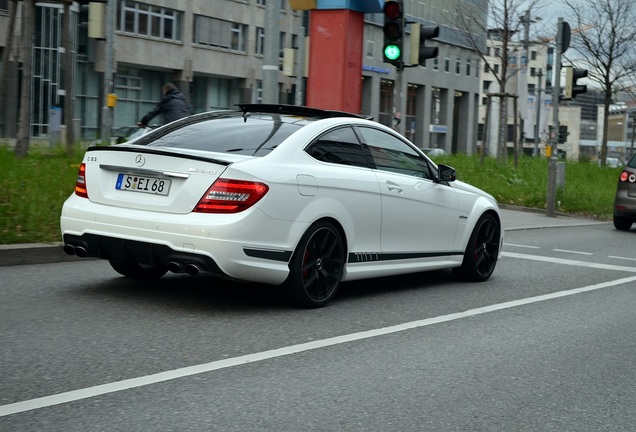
[357,127,432,179]
[305,127,369,168]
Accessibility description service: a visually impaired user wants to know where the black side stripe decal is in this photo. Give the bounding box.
[243,248,462,264]
[348,251,462,263]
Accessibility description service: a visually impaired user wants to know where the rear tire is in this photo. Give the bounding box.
[453,213,500,282]
[284,221,345,308]
[613,215,633,231]
[109,260,168,279]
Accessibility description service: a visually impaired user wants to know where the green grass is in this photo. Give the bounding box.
[0,146,82,244]
[434,153,620,219]
[0,147,622,245]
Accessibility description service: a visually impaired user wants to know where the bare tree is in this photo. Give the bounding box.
[15,0,34,157]
[562,0,636,166]
[456,0,542,162]
[0,0,18,138]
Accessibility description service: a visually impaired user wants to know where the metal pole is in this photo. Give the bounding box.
[295,27,305,106]
[394,65,404,134]
[630,111,635,159]
[546,18,563,218]
[262,0,280,104]
[534,69,542,156]
[100,0,115,145]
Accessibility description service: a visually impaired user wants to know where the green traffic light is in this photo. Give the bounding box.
[384,44,401,61]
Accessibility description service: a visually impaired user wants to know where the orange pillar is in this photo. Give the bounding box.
[306,9,363,113]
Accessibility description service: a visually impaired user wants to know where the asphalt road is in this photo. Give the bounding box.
[2,214,636,431]
[0,206,607,267]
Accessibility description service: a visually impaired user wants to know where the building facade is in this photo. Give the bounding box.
[0,0,487,154]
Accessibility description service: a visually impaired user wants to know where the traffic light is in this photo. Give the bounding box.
[409,24,439,66]
[563,66,588,99]
[78,1,106,39]
[382,1,404,67]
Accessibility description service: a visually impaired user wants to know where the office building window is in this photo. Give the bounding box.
[119,1,182,41]
[194,15,247,53]
[256,27,265,55]
[279,32,286,59]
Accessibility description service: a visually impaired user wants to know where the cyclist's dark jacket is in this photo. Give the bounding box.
[140,89,191,126]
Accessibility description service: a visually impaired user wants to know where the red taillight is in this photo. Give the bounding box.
[74,163,89,198]
[619,171,636,183]
[194,178,269,213]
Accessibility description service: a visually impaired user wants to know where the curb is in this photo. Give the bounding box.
[0,243,86,267]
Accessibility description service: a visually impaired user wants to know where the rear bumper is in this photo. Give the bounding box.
[60,195,298,285]
[62,233,223,274]
[613,192,636,218]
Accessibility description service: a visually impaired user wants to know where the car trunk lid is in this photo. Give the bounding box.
[81,145,241,214]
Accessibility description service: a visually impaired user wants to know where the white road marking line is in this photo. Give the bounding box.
[608,255,636,262]
[503,251,636,272]
[2,273,636,417]
[504,243,540,249]
[553,249,594,256]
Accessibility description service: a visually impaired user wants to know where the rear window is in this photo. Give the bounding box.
[145,113,304,156]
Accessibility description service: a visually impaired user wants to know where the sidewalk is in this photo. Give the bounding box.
[0,206,610,267]
[499,205,609,231]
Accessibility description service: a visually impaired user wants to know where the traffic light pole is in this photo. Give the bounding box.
[394,63,404,134]
[546,18,565,218]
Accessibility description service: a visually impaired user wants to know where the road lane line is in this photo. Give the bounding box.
[504,243,540,249]
[608,255,636,262]
[2,274,636,417]
[553,249,594,255]
[503,251,636,272]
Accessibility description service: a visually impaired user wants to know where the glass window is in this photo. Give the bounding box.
[305,127,369,168]
[118,1,181,41]
[255,27,265,55]
[145,114,303,156]
[194,15,247,53]
[357,127,432,179]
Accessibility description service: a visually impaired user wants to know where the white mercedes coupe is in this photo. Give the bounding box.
[61,104,503,307]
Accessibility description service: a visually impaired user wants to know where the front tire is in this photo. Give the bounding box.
[109,260,168,279]
[284,221,345,308]
[453,213,500,282]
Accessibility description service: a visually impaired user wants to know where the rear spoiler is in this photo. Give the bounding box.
[236,104,372,120]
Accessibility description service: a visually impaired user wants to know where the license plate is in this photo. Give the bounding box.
[115,173,171,195]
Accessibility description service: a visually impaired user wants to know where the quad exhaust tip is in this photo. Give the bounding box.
[63,244,88,258]
[167,261,200,276]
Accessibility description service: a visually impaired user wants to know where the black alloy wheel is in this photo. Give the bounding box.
[285,221,345,308]
[109,260,168,279]
[454,213,500,282]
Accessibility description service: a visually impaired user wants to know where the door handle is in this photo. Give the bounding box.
[386,181,403,193]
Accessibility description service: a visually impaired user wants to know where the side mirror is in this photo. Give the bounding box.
[437,164,456,182]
